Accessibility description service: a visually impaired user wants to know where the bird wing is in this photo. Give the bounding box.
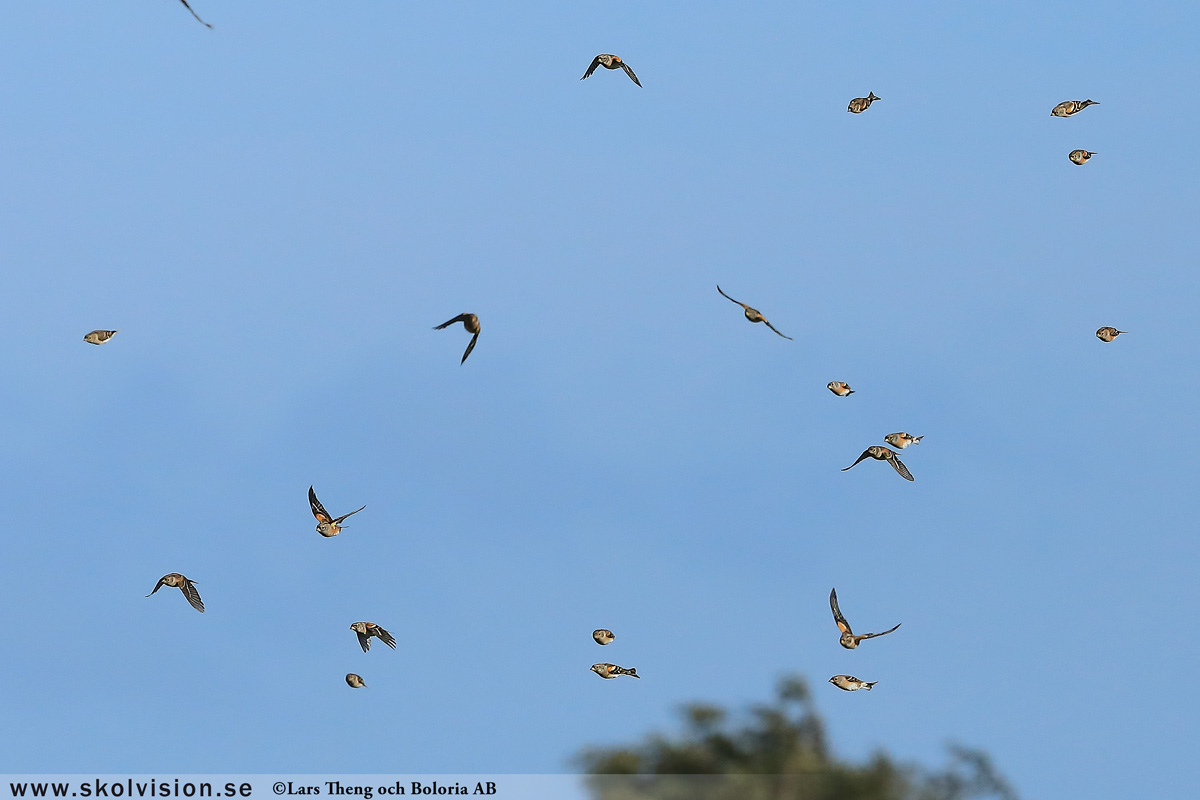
[858,623,901,641]
[180,579,205,613]
[887,453,915,481]
[841,449,874,471]
[333,505,366,525]
[434,313,471,330]
[145,577,168,597]
[461,332,479,364]
[375,626,398,649]
[356,629,371,652]
[762,319,793,340]
[178,0,212,27]
[581,56,603,81]
[620,61,642,87]
[309,486,332,524]
[830,588,852,635]
[716,285,748,310]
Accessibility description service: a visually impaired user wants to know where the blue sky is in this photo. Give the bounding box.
[1,1,1198,797]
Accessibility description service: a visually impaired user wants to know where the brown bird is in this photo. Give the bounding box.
[842,446,913,481]
[177,0,212,27]
[827,381,854,397]
[345,673,367,688]
[308,486,365,538]
[1051,99,1098,117]
[146,573,204,613]
[593,629,615,645]
[434,313,481,364]
[1069,149,1096,165]
[847,92,880,113]
[884,432,923,449]
[716,286,792,340]
[83,330,118,345]
[581,54,641,87]
[350,622,397,653]
[830,588,900,650]
[829,675,877,692]
[591,663,639,679]
[1096,326,1126,342]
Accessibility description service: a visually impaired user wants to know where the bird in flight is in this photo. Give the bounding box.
[177,0,212,27]
[581,54,641,87]
[847,92,880,113]
[1069,149,1096,165]
[345,673,367,688]
[884,432,923,449]
[829,588,900,650]
[309,486,365,538]
[716,286,792,340]
[1051,99,1098,117]
[146,573,205,613]
[1096,326,1126,342]
[593,629,615,645]
[842,445,914,481]
[84,330,118,345]
[434,313,481,364]
[350,622,397,653]
[827,381,854,397]
[829,674,877,692]
[591,663,639,679]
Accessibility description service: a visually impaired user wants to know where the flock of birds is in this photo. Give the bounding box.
[111,1,1126,698]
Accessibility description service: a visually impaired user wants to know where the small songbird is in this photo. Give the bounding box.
[350,622,397,652]
[345,673,367,688]
[842,446,914,481]
[146,573,204,613]
[83,330,118,345]
[829,675,877,692]
[581,54,641,87]
[1069,149,1096,165]
[591,663,640,679]
[827,381,854,397]
[308,486,365,538]
[434,313,481,364]
[1096,326,1126,342]
[716,285,793,340]
[884,432,923,449]
[593,629,615,645]
[177,0,212,27]
[830,588,900,650]
[847,92,880,113]
[1051,99,1098,117]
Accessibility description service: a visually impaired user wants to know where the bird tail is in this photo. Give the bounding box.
[626,668,640,679]
[865,681,877,690]
[913,435,923,444]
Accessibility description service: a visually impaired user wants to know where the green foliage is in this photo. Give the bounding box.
[576,675,1018,800]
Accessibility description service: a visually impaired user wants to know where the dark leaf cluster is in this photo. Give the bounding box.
[575,676,1018,800]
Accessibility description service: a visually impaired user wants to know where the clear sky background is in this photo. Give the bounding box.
[1,1,1197,797]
